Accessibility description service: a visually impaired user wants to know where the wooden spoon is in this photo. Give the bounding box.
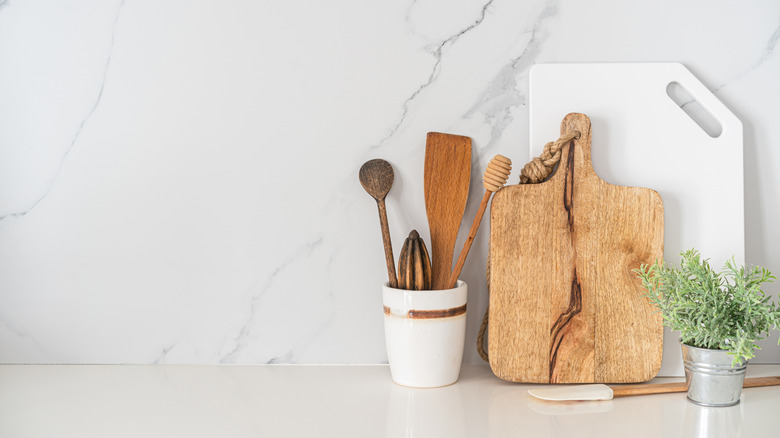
[424,133,471,290]
[359,159,398,288]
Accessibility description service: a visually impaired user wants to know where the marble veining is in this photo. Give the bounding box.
[0,0,126,221]
[0,0,778,365]
[464,0,558,153]
[220,237,325,364]
[373,0,495,150]
[713,24,780,92]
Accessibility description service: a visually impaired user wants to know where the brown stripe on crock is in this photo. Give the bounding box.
[407,304,466,319]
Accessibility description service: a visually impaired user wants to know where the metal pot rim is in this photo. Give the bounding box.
[678,339,729,353]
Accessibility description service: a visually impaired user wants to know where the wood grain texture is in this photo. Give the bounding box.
[488,113,664,384]
[424,132,472,290]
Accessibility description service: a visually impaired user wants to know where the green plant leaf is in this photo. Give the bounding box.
[634,249,779,366]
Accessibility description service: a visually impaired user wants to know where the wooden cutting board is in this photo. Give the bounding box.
[529,63,744,376]
[488,113,664,384]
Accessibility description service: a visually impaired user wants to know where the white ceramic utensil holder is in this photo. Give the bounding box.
[382,281,467,388]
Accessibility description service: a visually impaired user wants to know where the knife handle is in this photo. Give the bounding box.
[611,376,780,398]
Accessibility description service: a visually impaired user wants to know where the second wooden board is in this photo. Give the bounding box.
[488,113,664,383]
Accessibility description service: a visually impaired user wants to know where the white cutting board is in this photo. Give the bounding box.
[529,63,744,377]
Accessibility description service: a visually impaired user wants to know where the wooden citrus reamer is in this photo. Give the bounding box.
[397,230,432,291]
[446,155,512,289]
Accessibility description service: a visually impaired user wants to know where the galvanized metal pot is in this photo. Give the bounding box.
[681,342,747,407]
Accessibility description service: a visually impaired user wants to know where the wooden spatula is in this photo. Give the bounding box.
[424,132,471,290]
[528,376,780,401]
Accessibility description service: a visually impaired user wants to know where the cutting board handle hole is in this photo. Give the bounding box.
[666,82,722,138]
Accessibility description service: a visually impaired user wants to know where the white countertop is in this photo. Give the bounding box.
[1,364,778,437]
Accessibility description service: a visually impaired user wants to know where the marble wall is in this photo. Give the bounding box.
[1,0,778,366]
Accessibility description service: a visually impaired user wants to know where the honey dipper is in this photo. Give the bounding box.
[446,155,512,289]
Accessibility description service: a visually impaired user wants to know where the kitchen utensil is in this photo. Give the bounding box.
[447,155,512,289]
[383,280,468,387]
[529,63,744,376]
[489,113,664,384]
[359,159,398,288]
[424,132,471,290]
[528,376,780,401]
[397,230,432,291]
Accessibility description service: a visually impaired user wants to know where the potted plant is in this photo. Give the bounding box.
[635,249,780,407]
